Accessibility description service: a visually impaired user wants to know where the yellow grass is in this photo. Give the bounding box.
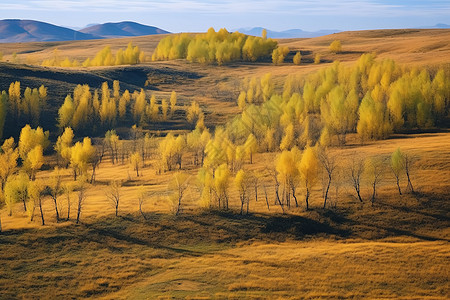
[0,29,449,299]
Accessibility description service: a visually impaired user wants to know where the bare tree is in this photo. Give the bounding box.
[365,157,385,206]
[137,185,148,220]
[318,148,337,209]
[106,180,121,217]
[350,156,364,203]
[390,148,404,195]
[263,184,270,211]
[90,148,102,184]
[169,172,189,216]
[76,181,87,224]
[47,168,63,222]
[404,153,415,193]
[268,167,284,214]
[29,180,46,226]
[63,183,73,220]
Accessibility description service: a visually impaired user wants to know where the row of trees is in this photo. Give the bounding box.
[57,81,180,134]
[152,28,278,65]
[161,138,416,215]
[41,43,146,67]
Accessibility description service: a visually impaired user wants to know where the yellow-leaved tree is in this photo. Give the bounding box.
[55,127,74,167]
[298,145,319,210]
[0,138,19,190]
[234,169,252,214]
[18,125,49,161]
[168,172,190,215]
[24,145,43,180]
[329,40,342,53]
[293,51,302,65]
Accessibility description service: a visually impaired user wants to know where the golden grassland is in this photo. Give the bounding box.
[0,131,449,298]
[0,29,450,299]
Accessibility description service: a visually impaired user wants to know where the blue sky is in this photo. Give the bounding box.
[1,0,449,32]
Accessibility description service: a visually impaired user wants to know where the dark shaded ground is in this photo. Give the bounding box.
[0,189,448,298]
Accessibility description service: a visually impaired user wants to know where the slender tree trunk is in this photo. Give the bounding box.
[406,170,414,193]
[263,185,270,211]
[275,185,285,214]
[52,197,60,221]
[139,204,147,220]
[292,187,299,207]
[323,175,332,209]
[76,198,82,224]
[254,185,258,202]
[39,199,45,226]
[305,188,310,210]
[355,184,363,202]
[90,165,97,184]
[67,195,71,220]
[246,198,249,214]
[225,194,229,210]
[240,195,244,215]
[371,182,376,206]
[136,165,139,177]
[115,203,118,216]
[22,196,27,212]
[395,176,402,195]
[176,194,181,216]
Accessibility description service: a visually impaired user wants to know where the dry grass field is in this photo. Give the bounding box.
[0,29,449,299]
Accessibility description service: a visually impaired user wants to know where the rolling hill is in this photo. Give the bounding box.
[0,19,100,43]
[80,21,169,38]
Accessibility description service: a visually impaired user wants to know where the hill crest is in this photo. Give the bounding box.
[80,21,170,38]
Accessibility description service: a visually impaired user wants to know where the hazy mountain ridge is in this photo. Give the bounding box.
[0,19,169,43]
[235,27,341,38]
[0,19,99,43]
[80,21,169,38]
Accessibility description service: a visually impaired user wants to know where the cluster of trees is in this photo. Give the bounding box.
[151,55,447,213]
[0,120,163,228]
[152,28,278,65]
[41,43,146,67]
[0,82,47,140]
[229,54,449,153]
[272,46,290,65]
[0,123,104,226]
[58,81,178,134]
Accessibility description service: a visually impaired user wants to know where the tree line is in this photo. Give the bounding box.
[41,42,146,68]
[152,27,278,65]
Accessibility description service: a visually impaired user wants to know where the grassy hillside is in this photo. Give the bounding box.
[0,29,449,299]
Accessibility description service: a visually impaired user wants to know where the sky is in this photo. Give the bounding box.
[0,0,449,32]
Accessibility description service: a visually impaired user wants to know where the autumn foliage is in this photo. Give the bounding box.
[152,28,278,65]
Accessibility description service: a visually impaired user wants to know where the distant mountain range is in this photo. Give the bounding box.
[426,23,450,29]
[80,21,169,38]
[1,19,448,43]
[0,19,169,43]
[0,19,98,43]
[235,27,341,38]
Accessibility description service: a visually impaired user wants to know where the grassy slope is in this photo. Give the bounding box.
[1,132,449,299]
[0,29,450,299]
